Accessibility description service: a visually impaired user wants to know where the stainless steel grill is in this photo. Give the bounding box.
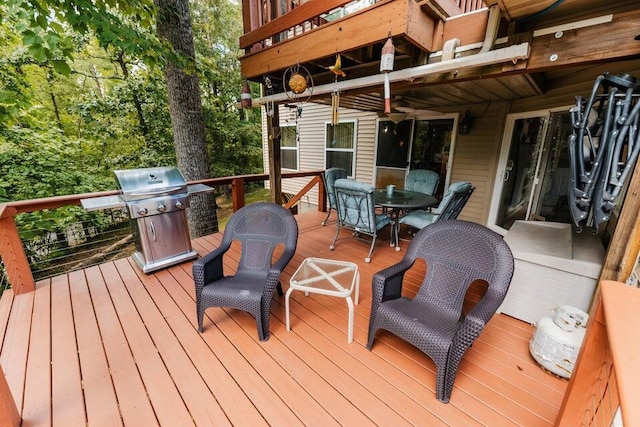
[82,166,212,273]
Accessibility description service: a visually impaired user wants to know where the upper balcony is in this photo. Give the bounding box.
[239,0,640,111]
[239,0,487,97]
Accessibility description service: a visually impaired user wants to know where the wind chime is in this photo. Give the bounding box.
[328,54,346,125]
[380,35,395,114]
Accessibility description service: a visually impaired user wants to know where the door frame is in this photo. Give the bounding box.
[373,112,459,191]
[488,106,570,235]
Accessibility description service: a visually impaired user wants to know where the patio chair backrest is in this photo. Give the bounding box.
[405,169,439,196]
[433,181,475,219]
[408,219,512,316]
[222,201,298,272]
[323,167,348,210]
[333,178,379,234]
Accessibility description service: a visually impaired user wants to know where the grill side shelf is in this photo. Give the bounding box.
[80,195,126,211]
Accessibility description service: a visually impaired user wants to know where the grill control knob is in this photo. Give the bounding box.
[175,201,185,209]
[138,207,148,216]
[157,203,166,213]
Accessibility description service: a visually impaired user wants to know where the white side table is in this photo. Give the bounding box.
[285,257,360,343]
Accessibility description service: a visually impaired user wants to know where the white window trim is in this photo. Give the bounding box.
[280,124,299,171]
[323,119,358,178]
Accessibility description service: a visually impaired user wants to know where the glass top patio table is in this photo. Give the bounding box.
[374,189,437,250]
[285,257,360,344]
[374,189,437,210]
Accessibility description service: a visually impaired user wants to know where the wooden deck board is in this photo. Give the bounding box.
[22,283,51,426]
[50,275,85,426]
[68,269,124,426]
[0,210,568,426]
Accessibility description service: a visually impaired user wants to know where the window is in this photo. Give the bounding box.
[325,120,357,176]
[280,125,298,170]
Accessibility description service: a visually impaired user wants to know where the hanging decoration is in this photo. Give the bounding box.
[331,89,340,125]
[282,63,314,107]
[327,54,346,126]
[264,76,275,117]
[327,54,346,78]
[240,78,252,109]
[380,36,395,114]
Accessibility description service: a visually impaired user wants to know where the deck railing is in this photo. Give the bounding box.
[555,280,640,426]
[0,170,326,296]
[240,0,486,53]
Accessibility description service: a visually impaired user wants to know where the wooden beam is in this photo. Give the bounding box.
[600,160,640,283]
[416,0,464,19]
[240,0,436,79]
[250,43,530,106]
[267,105,282,204]
[440,9,488,49]
[525,9,640,72]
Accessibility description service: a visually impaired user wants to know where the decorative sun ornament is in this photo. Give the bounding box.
[283,63,313,103]
[288,73,307,94]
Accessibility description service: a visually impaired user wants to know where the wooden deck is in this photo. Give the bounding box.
[0,210,567,426]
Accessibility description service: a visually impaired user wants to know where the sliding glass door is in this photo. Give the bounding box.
[489,109,573,233]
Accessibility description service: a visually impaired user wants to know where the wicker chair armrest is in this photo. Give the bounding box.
[265,268,283,293]
[452,314,485,349]
[192,242,230,292]
[371,258,414,303]
[272,246,296,273]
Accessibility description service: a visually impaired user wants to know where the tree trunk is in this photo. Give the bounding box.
[115,52,149,138]
[155,0,218,237]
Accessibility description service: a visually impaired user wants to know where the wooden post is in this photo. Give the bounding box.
[266,103,282,205]
[0,207,35,295]
[600,162,640,282]
[318,173,327,212]
[0,366,20,427]
[231,177,246,212]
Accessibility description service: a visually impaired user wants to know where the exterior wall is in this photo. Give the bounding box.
[262,103,379,205]
[445,102,508,224]
[263,101,509,226]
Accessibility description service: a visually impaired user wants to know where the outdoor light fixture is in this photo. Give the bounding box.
[387,112,406,123]
[458,109,472,134]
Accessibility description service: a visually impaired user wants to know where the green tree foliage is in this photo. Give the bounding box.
[1,0,263,202]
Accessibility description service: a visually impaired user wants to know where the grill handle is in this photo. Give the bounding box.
[150,221,157,242]
[129,185,183,197]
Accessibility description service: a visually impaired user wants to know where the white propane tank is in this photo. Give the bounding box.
[529,305,589,378]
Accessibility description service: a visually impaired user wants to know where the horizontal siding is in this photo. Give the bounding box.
[263,103,379,203]
[449,102,508,224]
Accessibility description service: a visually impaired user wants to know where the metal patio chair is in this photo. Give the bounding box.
[330,178,392,263]
[321,167,348,226]
[366,219,514,402]
[399,181,474,231]
[405,169,440,196]
[193,202,298,341]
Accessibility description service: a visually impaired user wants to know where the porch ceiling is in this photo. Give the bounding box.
[271,57,640,115]
[244,1,640,115]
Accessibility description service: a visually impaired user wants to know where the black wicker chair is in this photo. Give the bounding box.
[366,220,514,403]
[193,202,298,341]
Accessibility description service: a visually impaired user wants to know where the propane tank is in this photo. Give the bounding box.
[529,305,589,378]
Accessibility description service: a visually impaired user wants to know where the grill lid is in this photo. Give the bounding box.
[114,167,188,201]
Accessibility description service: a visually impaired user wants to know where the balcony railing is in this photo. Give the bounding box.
[0,170,326,296]
[240,0,486,54]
